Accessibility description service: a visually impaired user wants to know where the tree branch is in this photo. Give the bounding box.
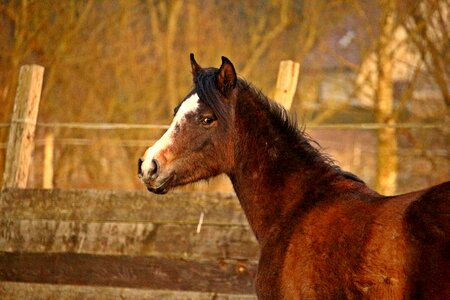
[240,0,291,78]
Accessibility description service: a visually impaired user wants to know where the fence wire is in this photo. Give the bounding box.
[0,121,448,149]
[0,122,169,130]
[0,121,448,130]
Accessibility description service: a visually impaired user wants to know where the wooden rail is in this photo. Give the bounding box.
[0,188,258,298]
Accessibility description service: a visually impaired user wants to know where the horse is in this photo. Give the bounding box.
[138,54,449,299]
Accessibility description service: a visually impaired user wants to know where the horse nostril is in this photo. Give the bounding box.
[138,158,143,176]
[149,159,159,179]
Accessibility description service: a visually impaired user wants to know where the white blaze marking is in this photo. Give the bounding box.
[141,93,200,176]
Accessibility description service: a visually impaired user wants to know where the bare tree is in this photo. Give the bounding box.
[146,0,183,117]
[402,0,450,105]
[1,0,446,190]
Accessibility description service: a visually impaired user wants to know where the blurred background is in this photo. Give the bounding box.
[0,0,448,194]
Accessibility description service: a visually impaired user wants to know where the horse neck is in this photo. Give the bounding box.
[228,89,340,242]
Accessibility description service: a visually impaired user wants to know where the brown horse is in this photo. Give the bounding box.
[138,54,449,299]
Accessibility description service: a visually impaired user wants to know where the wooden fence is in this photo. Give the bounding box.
[0,189,258,299]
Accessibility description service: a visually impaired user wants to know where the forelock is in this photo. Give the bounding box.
[193,68,230,126]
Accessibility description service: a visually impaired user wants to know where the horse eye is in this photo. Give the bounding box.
[201,117,215,126]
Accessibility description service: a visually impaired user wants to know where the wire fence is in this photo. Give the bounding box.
[0,122,169,130]
[0,121,448,149]
[1,121,448,130]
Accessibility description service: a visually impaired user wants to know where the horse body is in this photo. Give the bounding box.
[229,83,449,299]
[139,54,449,299]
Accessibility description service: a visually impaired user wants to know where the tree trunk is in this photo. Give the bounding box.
[164,0,183,117]
[146,0,183,120]
[375,5,397,195]
[187,0,199,55]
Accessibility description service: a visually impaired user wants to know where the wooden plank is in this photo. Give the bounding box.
[0,219,259,260]
[0,252,257,294]
[0,188,248,225]
[0,282,257,300]
[274,60,300,110]
[2,65,44,190]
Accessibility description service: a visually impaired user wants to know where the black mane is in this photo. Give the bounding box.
[193,69,364,184]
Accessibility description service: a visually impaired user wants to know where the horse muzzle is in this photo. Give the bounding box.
[138,158,173,194]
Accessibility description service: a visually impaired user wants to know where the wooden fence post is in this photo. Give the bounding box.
[2,65,44,190]
[274,60,300,110]
[43,132,54,189]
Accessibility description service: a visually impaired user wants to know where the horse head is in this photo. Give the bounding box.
[138,54,237,193]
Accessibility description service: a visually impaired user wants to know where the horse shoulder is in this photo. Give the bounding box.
[278,189,431,299]
[353,195,418,298]
[355,183,449,298]
[280,196,378,299]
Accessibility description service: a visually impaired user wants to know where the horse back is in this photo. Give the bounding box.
[404,181,450,299]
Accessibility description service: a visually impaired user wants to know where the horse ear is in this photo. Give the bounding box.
[190,53,202,78]
[216,56,237,96]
